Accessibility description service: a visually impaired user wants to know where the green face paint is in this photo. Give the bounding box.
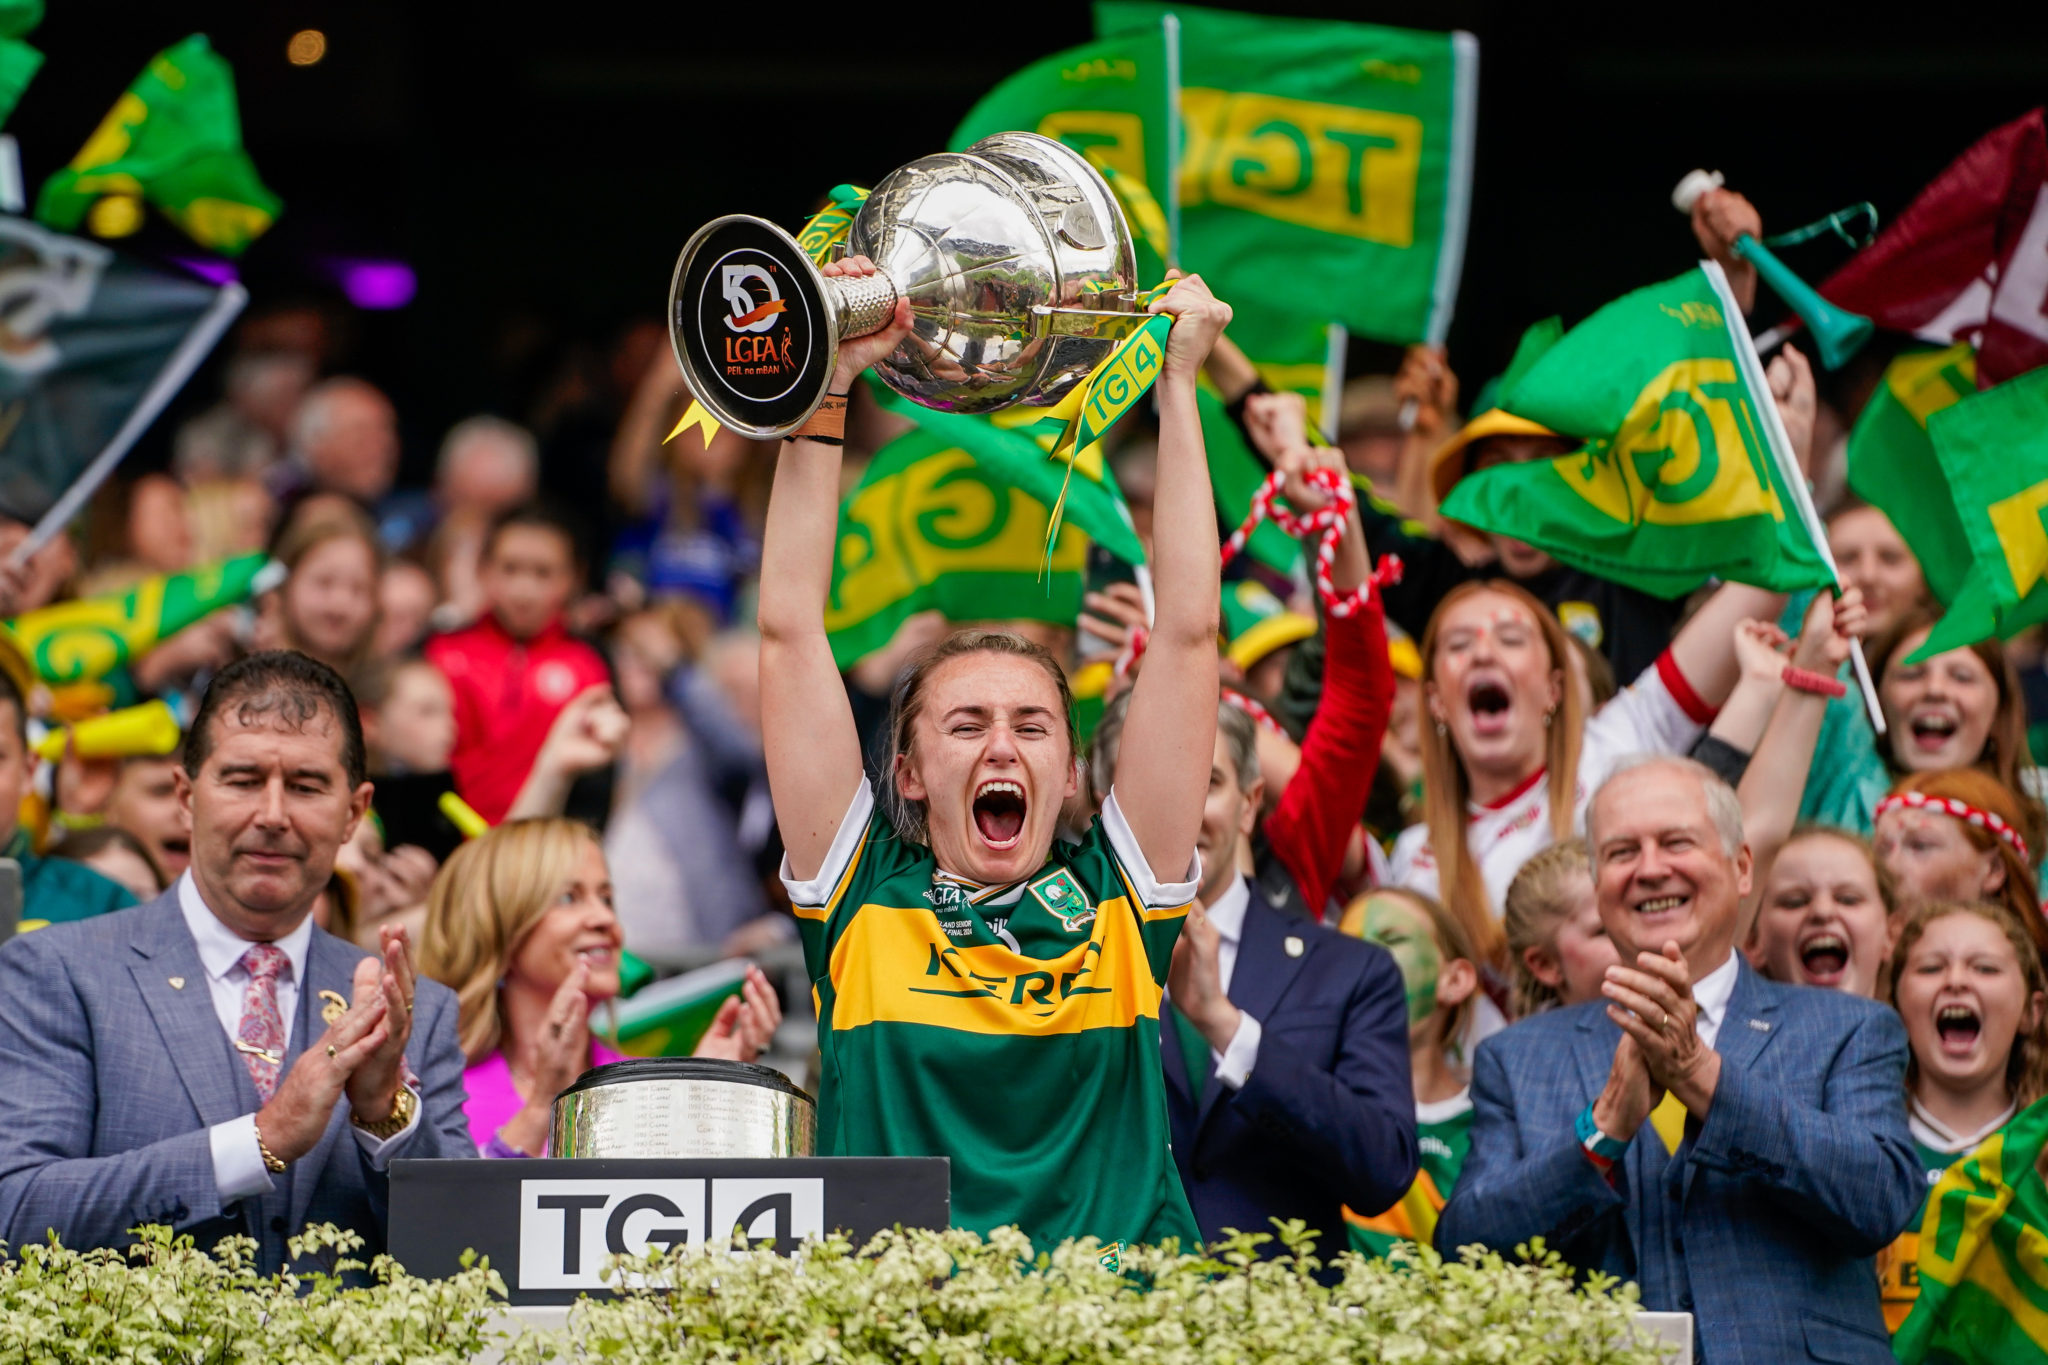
[1359,894,1442,1028]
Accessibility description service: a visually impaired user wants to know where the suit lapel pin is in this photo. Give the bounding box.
[1748,1018,1771,1032]
[168,976,186,990]
[1284,935,1305,958]
[319,990,349,1026]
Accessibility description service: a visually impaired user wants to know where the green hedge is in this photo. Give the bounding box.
[0,1222,1668,1364]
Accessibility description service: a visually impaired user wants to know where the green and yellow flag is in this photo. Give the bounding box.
[36,34,280,255]
[828,429,1091,668]
[1895,1093,2048,1364]
[3,552,269,684]
[1096,1,1477,359]
[1911,366,2048,660]
[951,24,1178,282]
[1846,344,1977,607]
[1438,266,1833,599]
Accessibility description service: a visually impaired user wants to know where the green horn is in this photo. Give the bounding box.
[1672,169,1874,370]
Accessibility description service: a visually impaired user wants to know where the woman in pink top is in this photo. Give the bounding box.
[418,817,781,1156]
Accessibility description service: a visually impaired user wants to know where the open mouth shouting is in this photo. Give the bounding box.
[1934,1001,1983,1059]
[1906,706,1961,758]
[1463,672,1514,739]
[972,779,1028,850]
[1797,930,1851,987]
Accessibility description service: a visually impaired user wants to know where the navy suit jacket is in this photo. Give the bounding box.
[0,892,474,1274]
[1435,958,1923,1365]
[1164,894,1416,1265]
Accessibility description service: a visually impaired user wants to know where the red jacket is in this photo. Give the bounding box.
[1263,598,1394,919]
[424,614,612,824]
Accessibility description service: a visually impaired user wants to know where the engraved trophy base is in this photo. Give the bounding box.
[550,1057,818,1159]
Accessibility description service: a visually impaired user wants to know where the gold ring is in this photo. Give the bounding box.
[326,1043,338,1059]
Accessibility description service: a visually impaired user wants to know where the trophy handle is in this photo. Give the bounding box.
[668,215,903,441]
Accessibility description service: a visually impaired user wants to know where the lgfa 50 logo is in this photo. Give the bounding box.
[696,245,809,404]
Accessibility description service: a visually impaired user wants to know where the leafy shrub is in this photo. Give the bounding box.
[0,1222,1667,1364]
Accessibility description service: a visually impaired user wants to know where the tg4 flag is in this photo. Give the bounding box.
[1438,264,1833,599]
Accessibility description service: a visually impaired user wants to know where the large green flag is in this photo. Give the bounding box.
[1913,367,2048,659]
[1438,266,1833,599]
[1895,1094,2048,1364]
[1096,1,1476,356]
[827,429,1090,668]
[1845,343,1976,605]
[951,25,1178,284]
[36,34,280,255]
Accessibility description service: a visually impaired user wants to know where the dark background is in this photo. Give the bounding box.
[15,0,2048,484]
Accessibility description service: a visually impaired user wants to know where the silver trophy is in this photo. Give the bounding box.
[669,132,1141,440]
[551,1058,817,1159]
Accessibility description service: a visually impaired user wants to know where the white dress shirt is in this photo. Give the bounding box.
[177,874,421,1202]
[1689,950,1741,1051]
[1176,873,1264,1091]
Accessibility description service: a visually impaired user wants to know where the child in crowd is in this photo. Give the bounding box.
[1746,827,1893,997]
[1874,768,2048,960]
[0,666,133,926]
[256,502,383,674]
[101,749,190,881]
[1502,840,1614,1017]
[1877,899,2048,1333]
[1337,887,1481,1257]
[48,826,164,903]
[425,503,612,823]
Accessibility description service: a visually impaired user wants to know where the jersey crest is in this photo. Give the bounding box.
[1030,867,1095,931]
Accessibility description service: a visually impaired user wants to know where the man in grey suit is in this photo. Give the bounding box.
[1437,755,1924,1365]
[0,651,473,1273]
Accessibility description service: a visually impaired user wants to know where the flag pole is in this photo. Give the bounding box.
[8,281,248,567]
[1161,12,1181,273]
[1700,259,1886,735]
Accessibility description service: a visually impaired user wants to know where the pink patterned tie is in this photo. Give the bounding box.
[235,943,290,1101]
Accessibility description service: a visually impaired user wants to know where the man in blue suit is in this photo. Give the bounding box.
[0,651,473,1274]
[1437,755,1923,1364]
[1105,697,1416,1264]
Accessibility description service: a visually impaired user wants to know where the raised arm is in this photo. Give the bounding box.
[1665,581,1788,710]
[758,259,912,881]
[1112,276,1229,878]
[1736,589,1863,935]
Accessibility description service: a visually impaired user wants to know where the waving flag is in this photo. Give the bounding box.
[1439,266,1832,598]
[1820,108,2048,389]
[1895,1094,2048,1364]
[1844,344,1976,605]
[1911,366,2048,659]
[826,430,1090,668]
[35,34,280,255]
[4,553,270,684]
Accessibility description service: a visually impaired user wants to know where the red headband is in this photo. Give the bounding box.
[1875,790,2031,865]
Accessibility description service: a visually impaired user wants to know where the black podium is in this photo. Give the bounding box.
[389,1157,951,1305]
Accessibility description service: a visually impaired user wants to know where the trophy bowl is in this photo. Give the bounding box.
[668,131,1141,440]
[549,1058,817,1159]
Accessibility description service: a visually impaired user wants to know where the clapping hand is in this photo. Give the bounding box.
[1602,942,1722,1115]
[693,965,783,1064]
[342,923,420,1126]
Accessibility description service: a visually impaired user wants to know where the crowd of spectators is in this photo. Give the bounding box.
[0,183,2039,1363]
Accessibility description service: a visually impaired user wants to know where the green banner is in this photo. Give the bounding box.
[36,33,280,255]
[827,429,1091,668]
[1439,267,1832,599]
[1845,343,1975,605]
[1914,366,2048,659]
[1096,1,1476,351]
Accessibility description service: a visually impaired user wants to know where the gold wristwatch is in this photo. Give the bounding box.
[350,1084,417,1139]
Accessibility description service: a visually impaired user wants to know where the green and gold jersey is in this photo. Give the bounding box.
[784,781,1201,1252]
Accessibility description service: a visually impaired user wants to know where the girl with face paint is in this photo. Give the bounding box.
[1336,888,1482,1258]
